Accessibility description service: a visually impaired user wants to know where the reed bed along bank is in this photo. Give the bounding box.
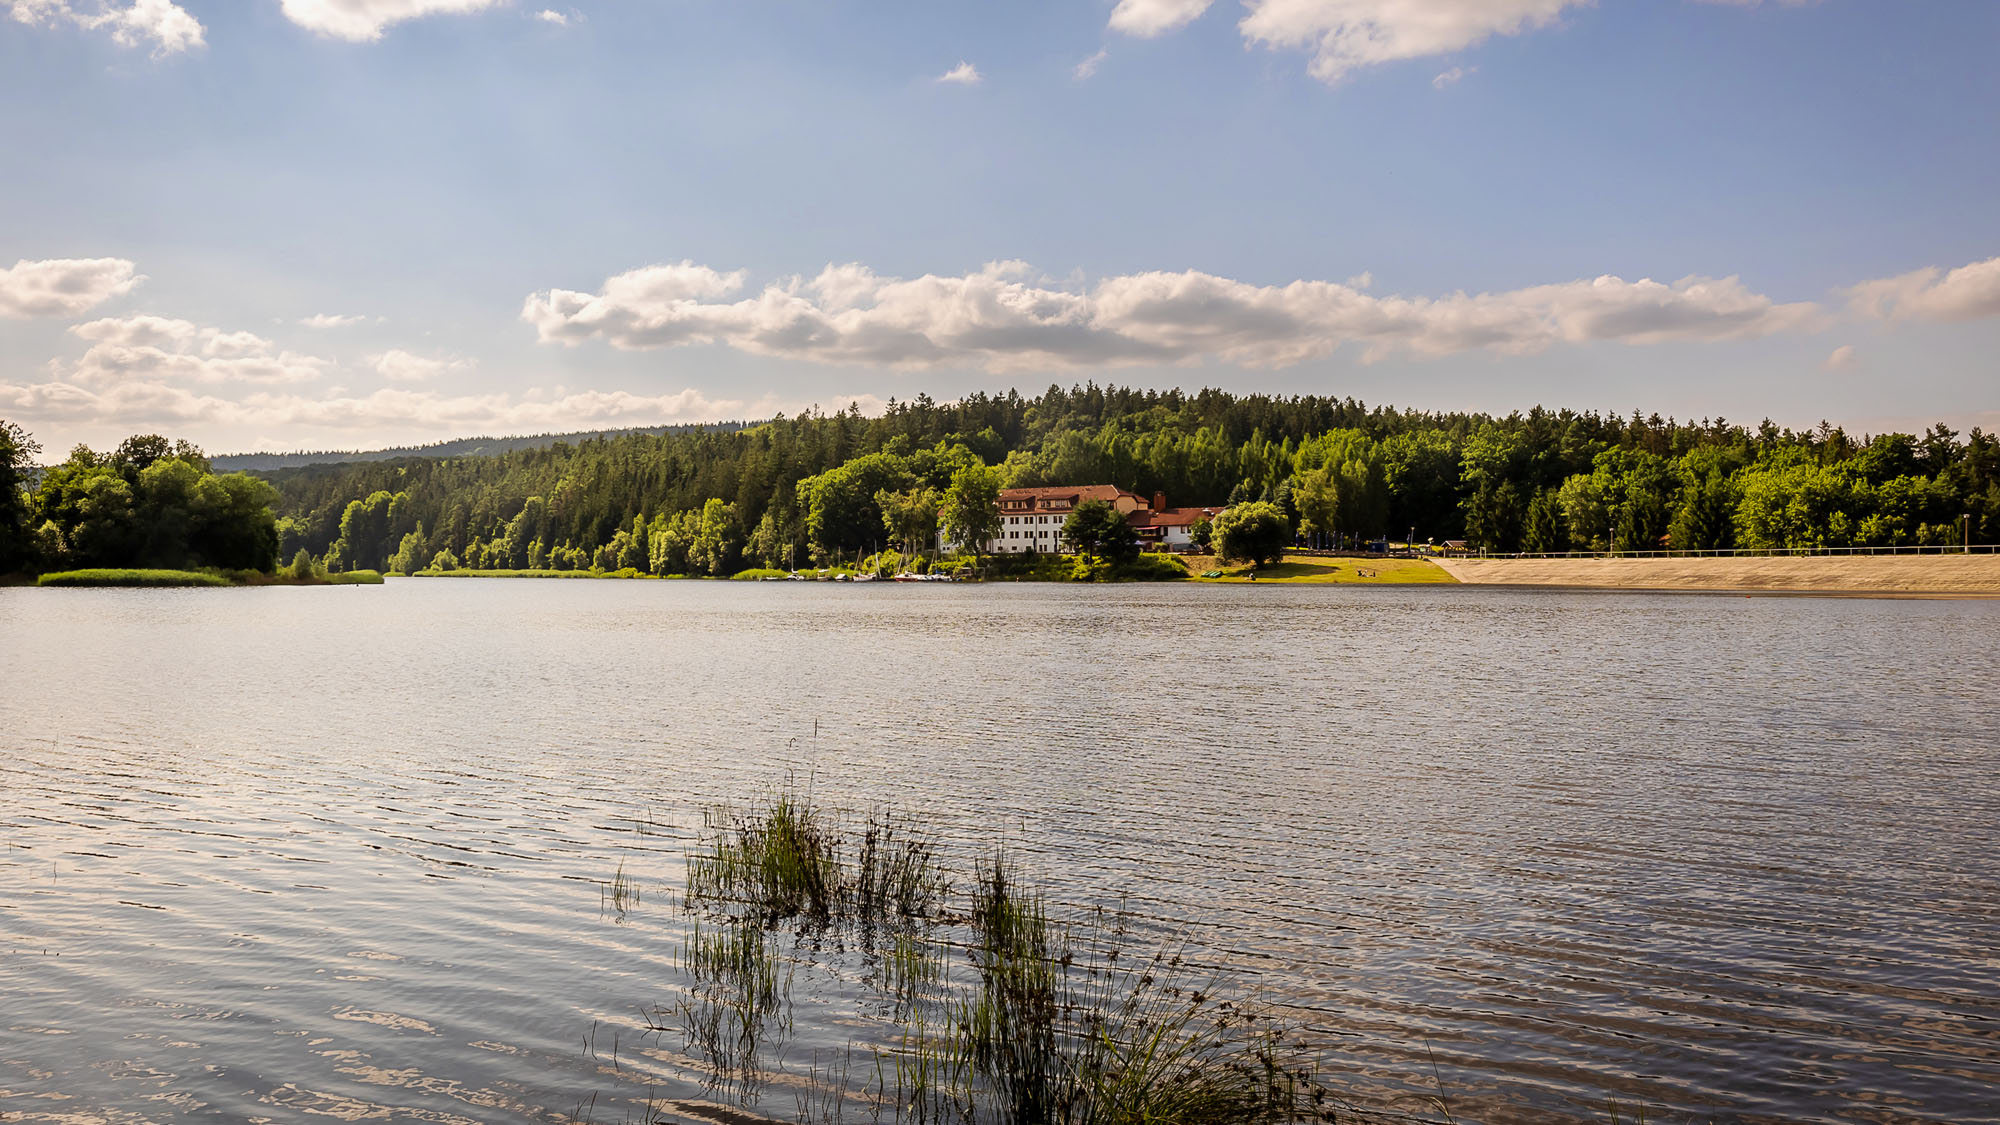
[34,567,385,587]
[665,783,1396,1125]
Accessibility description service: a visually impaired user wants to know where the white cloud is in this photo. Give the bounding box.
[278,0,505,42]
[534,8,565,25]
[0,257,142,318]
[1432,65,1475,89]
[523,259,1827,372]
[1111,0,1822,84]
[372,348,472,382]
[6,0,203,55]
[301,313,367,328]
[1843,255,2000,324]
[1824,344,1857,371]
[1074,48,1109,81]
[0,380,766,439]
[1238,0,1586,84]
[64,315,328,386]
[1344,271,1373,289]
[1108,0,1214,37]
[936,60,981,85]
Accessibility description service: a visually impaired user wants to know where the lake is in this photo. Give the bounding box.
[2,580,1997,1124]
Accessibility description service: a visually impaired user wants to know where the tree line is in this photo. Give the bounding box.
[259,387,2000,574]
[6,387,1994,578]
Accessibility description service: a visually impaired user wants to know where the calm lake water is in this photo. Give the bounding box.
[2,580,1997,1124]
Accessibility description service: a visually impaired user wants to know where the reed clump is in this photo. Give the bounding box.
[674,785,1364,1124]
[879,854,1345,1125]
[658,918,796,1099]
[602,859,639,918]
[684,787,948,930]
[687,791,844,925]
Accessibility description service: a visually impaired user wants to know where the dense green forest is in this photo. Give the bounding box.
[225,386,1998,576]
[0,424,281,575]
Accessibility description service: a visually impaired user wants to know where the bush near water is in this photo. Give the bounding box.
[1,429,282,580]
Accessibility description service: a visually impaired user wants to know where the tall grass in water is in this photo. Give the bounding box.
[659,918,795,1098]
[853,812,951,924]
[676,786,1361,1124]
[881,853,1341,1125]
[601,859,639,919]
[687,791,843,925]
[685,787,947,929]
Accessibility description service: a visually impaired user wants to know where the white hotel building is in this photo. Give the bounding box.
[982,485,1226,554]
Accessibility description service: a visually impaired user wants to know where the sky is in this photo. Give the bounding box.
[2,0,1996,458]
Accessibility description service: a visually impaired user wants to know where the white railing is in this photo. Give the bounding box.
[1468,544,1997,560]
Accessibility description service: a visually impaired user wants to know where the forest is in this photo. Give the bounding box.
[228,385,1996,577]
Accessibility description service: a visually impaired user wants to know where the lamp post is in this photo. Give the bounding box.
[1966,513,1973,554]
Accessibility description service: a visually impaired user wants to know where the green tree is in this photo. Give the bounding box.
[1061,499,1139,561]
[1381,429,1462,542]
[69,474,140,566]
[1464,481,1524,552]
[876,487,941,555]
[1292,461,1340,550]
[0,420,39,571]
[334,490,399,571]
[1669,469,1737,552]
[689,498,743,576]
[1612,452,1675,553]
[800,452,914,555]
[1523,489,1569,553]
[1211,501,1289,566]
[191,473,280,571]
[501,496,547,569]
[941,462,1001,556]
[1557,473,1612,551]
[388,528,427,575]
[648,509,698,574]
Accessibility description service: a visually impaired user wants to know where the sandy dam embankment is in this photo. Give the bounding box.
[1430,553,2000,595]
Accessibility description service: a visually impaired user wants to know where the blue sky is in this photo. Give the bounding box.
[3,0,1996,456]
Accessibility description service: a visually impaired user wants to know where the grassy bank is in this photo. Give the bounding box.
[35,568,384,587]
[1182,554,1457,585]
[410,567,655,579]
[38,568,233,587]
[386,554,1456,585]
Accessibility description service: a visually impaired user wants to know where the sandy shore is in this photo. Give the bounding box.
[1430,554,2000,595]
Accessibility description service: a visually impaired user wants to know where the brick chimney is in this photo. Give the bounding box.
[1152,491,1165,512]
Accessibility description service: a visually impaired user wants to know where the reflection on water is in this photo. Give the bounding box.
[2,580,1998,1123]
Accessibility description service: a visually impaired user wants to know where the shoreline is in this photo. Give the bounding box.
[1431,554,2000,597]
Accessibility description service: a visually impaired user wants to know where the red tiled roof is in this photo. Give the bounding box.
[1127,506,1225,529]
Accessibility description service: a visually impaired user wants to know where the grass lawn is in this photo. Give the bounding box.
[38,568,233,587]
[1180,554,1458,585]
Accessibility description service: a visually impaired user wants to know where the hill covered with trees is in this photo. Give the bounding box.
[207,420,755,473]
[238,386,1997,577]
